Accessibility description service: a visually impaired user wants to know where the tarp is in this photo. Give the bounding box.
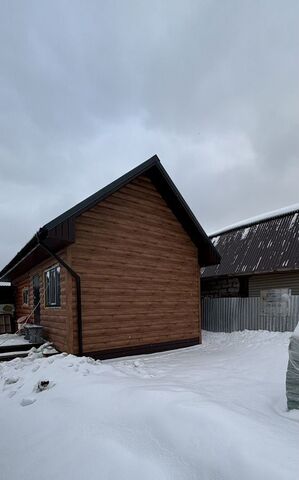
[286,323,299,410]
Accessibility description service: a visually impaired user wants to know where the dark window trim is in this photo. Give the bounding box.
[44,265,61,308]
[22,287,29,306]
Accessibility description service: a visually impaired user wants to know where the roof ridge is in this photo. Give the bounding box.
[44,154,160,231]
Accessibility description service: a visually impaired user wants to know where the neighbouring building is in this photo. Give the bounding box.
[201,205,299,333]
[0,284,15,334]
[202,205,299,298]
[0,155,220,358]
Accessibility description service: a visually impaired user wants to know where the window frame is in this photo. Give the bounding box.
[22,287,29,306]
[44,265,61,308]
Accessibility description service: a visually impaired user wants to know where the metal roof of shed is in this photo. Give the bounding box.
[202,206,299,278]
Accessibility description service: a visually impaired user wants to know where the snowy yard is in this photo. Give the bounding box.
[0,331,298,480]
[0,333,30,347]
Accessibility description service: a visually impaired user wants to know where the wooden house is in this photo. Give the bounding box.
[0,156,219,358]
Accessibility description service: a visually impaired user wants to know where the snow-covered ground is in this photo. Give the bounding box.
[0,333,30,347]
[0,330,298,480]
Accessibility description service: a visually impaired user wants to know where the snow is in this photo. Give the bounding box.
[241,226,250,240]
[212,235,220,246]
[292,322,299,339]
[210,203,299,237]
[0,331,299,480]
[0,333,30,347]
[289,212,298,230]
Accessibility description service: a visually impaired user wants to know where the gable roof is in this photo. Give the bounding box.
[0,155,220,280]
[202,205,299,279]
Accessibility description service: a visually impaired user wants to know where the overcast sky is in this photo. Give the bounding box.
[0,1,298,268]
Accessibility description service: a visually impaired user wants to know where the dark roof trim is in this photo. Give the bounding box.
[1,244,40,281]
[202,266,299,281]
[148,160,219,266]
[43,155,160,231]
[0,155,220,280]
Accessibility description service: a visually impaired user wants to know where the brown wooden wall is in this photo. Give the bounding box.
[12,250,71,352]
[70,175,200,355]
[14,274,31,319]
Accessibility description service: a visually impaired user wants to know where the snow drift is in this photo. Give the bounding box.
[0,330,299,480]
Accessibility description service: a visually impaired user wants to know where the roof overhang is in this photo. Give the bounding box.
[0,220,75,281]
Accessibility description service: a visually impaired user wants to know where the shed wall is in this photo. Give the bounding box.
[249,271,299,297]
[12,251,71,352]
[14,274,31,319]
[70,175,200,355]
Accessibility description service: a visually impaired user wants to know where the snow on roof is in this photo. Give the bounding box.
[210,203,299,237]
[202,203,299,278]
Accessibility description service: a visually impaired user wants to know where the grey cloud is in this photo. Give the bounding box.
[0,0,298,267]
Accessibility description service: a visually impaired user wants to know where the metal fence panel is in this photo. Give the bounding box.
[202,295,299,332]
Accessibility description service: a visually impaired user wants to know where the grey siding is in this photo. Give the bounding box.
[249,271,299,297]
[202,296,299,332]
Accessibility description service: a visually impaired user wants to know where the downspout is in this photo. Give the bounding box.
[35,232,83,356]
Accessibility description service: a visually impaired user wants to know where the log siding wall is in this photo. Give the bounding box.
[14,274,31,319]
[13,251,70,352]
[71,175,200,355]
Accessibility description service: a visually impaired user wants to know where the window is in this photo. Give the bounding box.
[44,266,61,307]
[22,287,29,305]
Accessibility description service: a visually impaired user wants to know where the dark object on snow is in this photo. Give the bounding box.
[286,325,299,410]
[28,325,43,344]
[37,380,49,391]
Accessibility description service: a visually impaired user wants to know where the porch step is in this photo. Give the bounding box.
[0,350,30,361]
[0,342,42,354]
[0,349,58,362]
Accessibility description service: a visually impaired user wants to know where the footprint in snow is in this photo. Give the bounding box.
[20,397,36,407]
[32,364,40,372]
[3,377,23,392]
[86,358,96,365]
[133,360,142,367]
[4,377,19,385]
[14,364,25,371]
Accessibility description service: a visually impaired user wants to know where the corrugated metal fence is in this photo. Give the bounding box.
[202,295,299,332]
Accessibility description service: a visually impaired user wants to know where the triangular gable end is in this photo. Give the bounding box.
[0,155,220,280]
